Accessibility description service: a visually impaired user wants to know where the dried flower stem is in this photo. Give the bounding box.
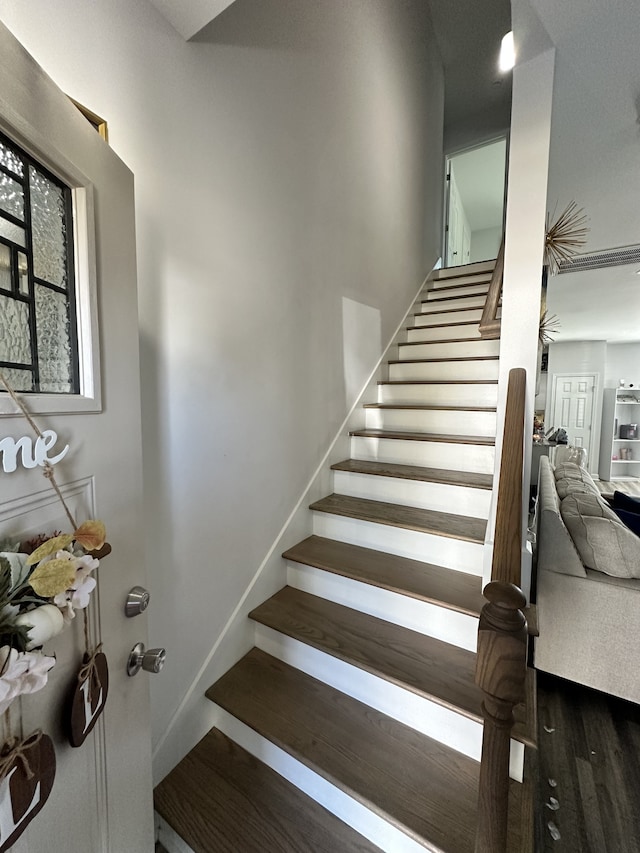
[545,201,589,274]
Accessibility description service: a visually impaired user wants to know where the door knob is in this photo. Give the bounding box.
[127,642,166,676]
[125,586,150,617]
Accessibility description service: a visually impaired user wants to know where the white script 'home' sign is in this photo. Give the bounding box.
[0,430,69,474]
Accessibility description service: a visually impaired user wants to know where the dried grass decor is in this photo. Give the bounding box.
[539,310,560,345]
[544,201,589,274]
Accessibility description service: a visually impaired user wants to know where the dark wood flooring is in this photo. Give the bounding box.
[535,671,640,852]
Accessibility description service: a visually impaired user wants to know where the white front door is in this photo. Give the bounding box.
[550,373,597,468]
[0,22,154,853]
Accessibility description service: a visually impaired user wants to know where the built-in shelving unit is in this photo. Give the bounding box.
[599,388,640,481]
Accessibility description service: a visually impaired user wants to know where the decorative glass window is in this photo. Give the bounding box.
[0,132,79,394]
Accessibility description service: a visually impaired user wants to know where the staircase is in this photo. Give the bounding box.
[154,260,535,852]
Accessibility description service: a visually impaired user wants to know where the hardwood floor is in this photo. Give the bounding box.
[596,479,640,497]
[535,671,640,852]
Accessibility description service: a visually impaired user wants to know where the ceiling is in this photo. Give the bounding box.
[426,0,512,147]
[547,264,640,345]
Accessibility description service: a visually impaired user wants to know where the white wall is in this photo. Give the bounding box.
[0,0,444,775]
[605,343,640,391]
[471,226,501,262]
[545,340,605,474]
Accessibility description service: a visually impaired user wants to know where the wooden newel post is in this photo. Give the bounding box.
[474,580,528,853]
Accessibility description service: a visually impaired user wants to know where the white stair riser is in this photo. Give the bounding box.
[256,625,483,761]
[378,383,498,408]
[433,260,495,280]
[332,470,491,518]
[254,624,525,782]
[286,562,479,650]
[399,340,500,360]
[312,512,484,574]
[413,307,482,326]
[213,707,430,853]
[364,407,496,436]
[389,360,499,382]
[418,294,487,311]
[424,284,489,300]
[351,436,495,474]
[156,814,196,853]
[408,323,482,341]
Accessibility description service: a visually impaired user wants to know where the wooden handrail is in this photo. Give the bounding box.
[479,236,504,340]
[489,367,526,587]
[474,367,528,853]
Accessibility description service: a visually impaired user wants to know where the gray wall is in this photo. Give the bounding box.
[546,341,606,474]
[533,0,640,254]
[0,0,445,763]
[605,343,640,390]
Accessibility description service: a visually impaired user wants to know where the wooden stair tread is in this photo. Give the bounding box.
[418,288,489,305]
[400,336,493,346]
[414,306,487,317]
[420,293,488,305]
[282,535,485,617]
[206,649,529,853]
[350,428,495,446]
[331,458,493,489]
[154,728,380,853]
[427,279,491,292]
[388,356,498,364]
[310,493,487,543]
[432,261,495,280]
[249,587,534,746]
[363,404,497,412]
[250,587,482,719]
[407,320,479,330]
[378,379,498,386]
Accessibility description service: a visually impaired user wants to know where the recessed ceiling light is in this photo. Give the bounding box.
[499,31,515,72]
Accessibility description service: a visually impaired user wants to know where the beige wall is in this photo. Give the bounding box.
[0,0,445,772]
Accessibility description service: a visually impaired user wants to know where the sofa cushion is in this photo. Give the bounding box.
[555,478,598,500]
[536,457,587,577]
[560,492,640,578]
[553,463,597,489]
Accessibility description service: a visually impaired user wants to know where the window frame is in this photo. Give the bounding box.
[0,128,102,417]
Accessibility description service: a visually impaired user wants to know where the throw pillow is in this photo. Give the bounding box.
[612,507,640,537]
[561,492,640,578]
[612,490,640,515]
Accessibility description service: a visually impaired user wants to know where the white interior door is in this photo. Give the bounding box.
[446,168,471,269]
[0,22,153,853]
[446,170,463,267]
[550,373,596,466]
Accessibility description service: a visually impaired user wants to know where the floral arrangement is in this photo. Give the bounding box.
[0,520,105,716]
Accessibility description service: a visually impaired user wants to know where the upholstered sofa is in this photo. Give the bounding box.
[534,455,640,704]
